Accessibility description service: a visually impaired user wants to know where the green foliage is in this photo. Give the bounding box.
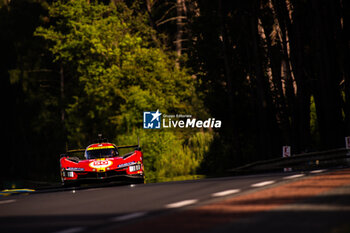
[35,0,198,142]
[310,95,320,146]
[116,129,213,182]
[33,0,210,179]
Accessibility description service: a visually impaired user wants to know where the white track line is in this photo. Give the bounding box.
[310,169,326,174]
[53,227,85,233]
[251,180,275,187]
[284,174,305,179]
[0,199,16,205]
[165,199,198,208]
[111,212,147,222]
[212,189,240,197]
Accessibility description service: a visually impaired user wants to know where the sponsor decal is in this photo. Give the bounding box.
[66,167,85,171]
[89,160,113,169]
[143,110,222,129]
[117,161,136,168]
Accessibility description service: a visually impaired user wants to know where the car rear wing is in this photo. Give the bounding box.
[67,149,86,153]
[116,145,141,151]
[117,136,141,151]
[60,149,85,158]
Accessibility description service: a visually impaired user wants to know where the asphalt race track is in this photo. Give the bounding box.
[1,168,350,233]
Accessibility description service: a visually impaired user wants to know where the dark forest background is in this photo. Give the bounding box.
[1,0,349,185]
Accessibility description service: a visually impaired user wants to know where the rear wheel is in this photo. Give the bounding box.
[127,175,145,184]
[135,174,145,184]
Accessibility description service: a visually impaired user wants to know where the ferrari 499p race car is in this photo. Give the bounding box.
[60,139,144,186]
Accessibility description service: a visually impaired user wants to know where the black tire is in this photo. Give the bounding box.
[62,180,80,188]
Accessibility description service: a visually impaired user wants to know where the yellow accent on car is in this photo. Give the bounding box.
[87,146,114,151]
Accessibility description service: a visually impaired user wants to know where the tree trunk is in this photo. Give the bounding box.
[280,0,311,152]
[250,3,271,158]
[218,0,234,125]
[175,0,183,68]
[60,64,65,122]
[311,0,344,149]
[340,0,350,135]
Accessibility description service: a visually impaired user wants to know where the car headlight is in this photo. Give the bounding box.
[66,171,74,177]
[129,164,141,172]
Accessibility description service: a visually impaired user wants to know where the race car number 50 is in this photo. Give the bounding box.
[89,160,113,169]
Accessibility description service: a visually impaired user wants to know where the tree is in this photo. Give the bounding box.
[35,0,211,180]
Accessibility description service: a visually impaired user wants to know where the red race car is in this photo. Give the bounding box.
[60,139,144,186]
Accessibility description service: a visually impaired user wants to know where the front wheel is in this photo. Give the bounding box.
[62,180,80,188]
[135,177,145,184]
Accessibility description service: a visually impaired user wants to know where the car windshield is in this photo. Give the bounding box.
[85,148,118,159]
